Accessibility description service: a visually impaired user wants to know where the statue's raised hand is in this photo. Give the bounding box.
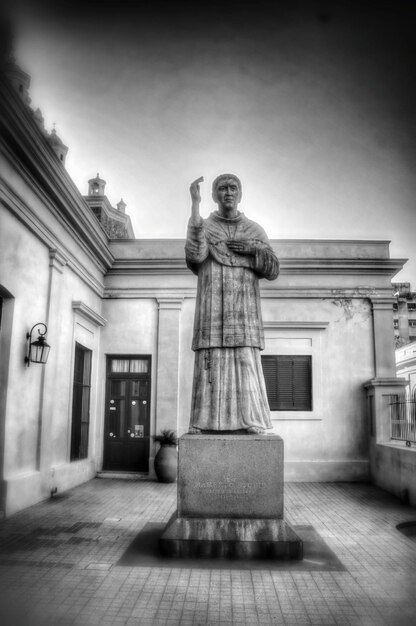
[190,176,204,224]
[190,176,203,203]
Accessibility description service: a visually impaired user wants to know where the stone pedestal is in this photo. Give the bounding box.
[159,434,303,560]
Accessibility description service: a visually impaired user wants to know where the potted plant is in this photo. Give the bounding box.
[153,429,178,483]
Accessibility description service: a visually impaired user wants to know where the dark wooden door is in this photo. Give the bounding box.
[103,357,151,472]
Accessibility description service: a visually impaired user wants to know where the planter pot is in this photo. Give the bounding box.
[154,444,178,483]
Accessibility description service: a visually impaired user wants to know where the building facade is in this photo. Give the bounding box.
[0,65,411,517]
[393,282,416,347]
[396,341,416,398]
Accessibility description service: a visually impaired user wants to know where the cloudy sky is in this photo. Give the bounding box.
[6,0,416,283]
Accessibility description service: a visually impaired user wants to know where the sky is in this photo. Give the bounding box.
[4,0,416,283]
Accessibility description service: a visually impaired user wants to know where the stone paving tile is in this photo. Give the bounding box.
[0,480,415,625]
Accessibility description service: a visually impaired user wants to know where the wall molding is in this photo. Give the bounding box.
[264,321,329,330]
[72,301,107,327]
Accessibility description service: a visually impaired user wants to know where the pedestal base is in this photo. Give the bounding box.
[160,513,303,559]
[159,434,303,560]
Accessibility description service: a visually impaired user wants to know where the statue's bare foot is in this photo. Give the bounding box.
[188,426,202,434]
[246,426,265,435]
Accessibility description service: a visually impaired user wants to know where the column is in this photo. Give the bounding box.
[38,249,67,489]
[371,298,397,378]
[365,378,407,444]
[366,297,408,445]
[155,298,183,434]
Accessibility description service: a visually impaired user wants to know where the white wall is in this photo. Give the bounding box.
[0,152,106,515]
[99,298,158,467]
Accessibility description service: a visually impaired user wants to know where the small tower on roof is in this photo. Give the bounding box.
[47,126,69,165]
[84,175,134,239]
[3,54,31,105]
[117,198,126,213]
[88,173,106,196]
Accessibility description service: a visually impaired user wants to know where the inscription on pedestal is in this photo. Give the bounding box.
[178,434,284,519]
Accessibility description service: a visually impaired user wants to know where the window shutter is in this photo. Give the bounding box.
[276,356,295,410]
[261,356,279,409]
[292,356,312,410]
[261,355,312,411]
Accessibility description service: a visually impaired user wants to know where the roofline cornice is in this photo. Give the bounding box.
[103,286,397,299]
[0,77,113,269]
[106,257,406,277]
[109,237,393,246]
[1,179,106,296]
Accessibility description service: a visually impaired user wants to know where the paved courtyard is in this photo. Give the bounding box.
[0,478,415,626]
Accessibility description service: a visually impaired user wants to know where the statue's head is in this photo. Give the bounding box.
[212,173,242,210]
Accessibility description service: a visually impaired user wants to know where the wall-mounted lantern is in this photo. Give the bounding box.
[25,323,50,366]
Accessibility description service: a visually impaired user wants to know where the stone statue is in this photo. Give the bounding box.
[185,174,279,434]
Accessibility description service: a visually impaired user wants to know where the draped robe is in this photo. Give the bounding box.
[185,211,279,431]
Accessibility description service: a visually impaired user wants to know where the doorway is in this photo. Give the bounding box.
[103,356,151,472]
[0,287,14,516]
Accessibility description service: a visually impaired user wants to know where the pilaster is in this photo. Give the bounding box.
[38,249,68,492]
[371,298,397,377]
[364,378,408,444]
[155,298,183,434]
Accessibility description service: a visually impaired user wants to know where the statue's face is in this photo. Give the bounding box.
[214,178,241,211]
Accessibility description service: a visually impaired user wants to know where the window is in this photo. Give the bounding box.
[261,355,312,411]
[70,343,92,460]
[110,358,148,373]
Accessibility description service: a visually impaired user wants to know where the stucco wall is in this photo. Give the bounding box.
[1,210,50,479]
[371,443,416,507]
[265,298,372,480]
[0,166,106,515]
[99,298,158,465]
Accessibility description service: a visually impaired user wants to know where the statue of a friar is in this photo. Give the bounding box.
[185,174,279,434]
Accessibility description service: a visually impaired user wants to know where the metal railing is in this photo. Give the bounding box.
[390,400,416,445]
